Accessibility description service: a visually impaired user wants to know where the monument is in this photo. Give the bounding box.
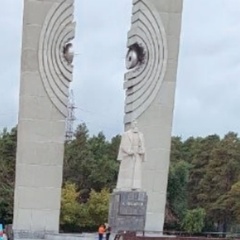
[116,120,145,191]
[120,0,183,234]
[109,121,148,233]
[13,0,75,239]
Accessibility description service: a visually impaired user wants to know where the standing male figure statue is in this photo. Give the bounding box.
[116,121,145,191]
[109,121,147,233]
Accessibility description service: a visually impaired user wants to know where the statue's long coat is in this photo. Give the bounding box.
[116,129,145,190]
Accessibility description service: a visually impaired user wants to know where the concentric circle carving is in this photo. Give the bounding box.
[124,0,168,124]
[38,0,75,117]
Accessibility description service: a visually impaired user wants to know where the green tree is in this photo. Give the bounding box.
[4,122,240,233]
[63,124,119,201]
[167,160,190,220]
[182,137,203,163]
[170,136,184,163]
[107,135,121,161]
[87,133,119,191]
[87,188,110,227]
[60,182,93,231]
[181,208,206,234]
[188,135,220,209]
[60,182,81,226]
[0,127,17,223]
[63,124,95,201]
[226,181,240,224]
[199,132,240,232]
[88,132,108,160]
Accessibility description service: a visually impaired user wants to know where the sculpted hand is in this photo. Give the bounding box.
[128,150,134,155]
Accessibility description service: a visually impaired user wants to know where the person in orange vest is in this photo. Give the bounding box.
[98,224,105,240]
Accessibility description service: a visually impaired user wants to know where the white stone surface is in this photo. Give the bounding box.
[116,121,145,191]
[45,233,97,240]
[123,0,183,232]
[13,0,75,236]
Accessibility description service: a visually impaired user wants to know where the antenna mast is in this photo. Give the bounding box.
[65,89,76,141]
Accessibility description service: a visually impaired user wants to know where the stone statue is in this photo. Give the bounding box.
[116,120,145,191]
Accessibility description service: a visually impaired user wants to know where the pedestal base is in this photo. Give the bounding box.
[108,190,148,233]
[13,230,56,240]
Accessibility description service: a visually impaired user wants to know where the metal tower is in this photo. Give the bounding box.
[65,89,76,141]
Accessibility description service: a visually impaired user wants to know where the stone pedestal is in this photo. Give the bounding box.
[108,191,148,233]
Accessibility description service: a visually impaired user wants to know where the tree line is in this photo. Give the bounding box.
[1,124,240,233]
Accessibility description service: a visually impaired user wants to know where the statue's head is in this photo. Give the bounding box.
[131,120,138,132]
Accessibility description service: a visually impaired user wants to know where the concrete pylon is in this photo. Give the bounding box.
[124,0,183,233]
[13,0,75,239]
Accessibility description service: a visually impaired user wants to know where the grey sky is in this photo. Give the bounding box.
[1,0,240,139]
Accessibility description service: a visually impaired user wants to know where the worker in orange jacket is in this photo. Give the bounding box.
[98,224,105,240]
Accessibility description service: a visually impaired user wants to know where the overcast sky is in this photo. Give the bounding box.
[1,0,240,139]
